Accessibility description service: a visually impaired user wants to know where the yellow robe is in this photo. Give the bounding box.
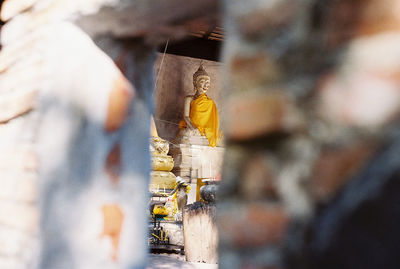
[188,94,220,147]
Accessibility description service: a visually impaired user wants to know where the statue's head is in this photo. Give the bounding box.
[193,63,210,94]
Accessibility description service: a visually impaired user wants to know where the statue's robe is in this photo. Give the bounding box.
[188,93,220,147]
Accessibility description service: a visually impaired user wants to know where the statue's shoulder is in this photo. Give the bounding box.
[184,95,195,101]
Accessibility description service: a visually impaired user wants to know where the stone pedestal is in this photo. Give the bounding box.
[169,137,224,204]
[170,143,224,181]
[183,203,218,264]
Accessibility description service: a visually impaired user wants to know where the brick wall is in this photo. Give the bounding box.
[218,0,400,268]
[0,0,218,268]
[0,1,155,268]
[0,2,40,266]
[0,113,39,268]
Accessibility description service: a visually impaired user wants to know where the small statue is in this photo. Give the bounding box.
[174,177,189,221]
[176,183,188,212]
[178,63,221,147]
[149,116,176,190]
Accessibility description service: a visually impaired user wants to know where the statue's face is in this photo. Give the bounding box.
[196,76,210,94]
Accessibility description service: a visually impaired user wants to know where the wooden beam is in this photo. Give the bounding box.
[203,25,216,40]
[157,37,221,62]
[76,0,219,42]
[0,0,219,46]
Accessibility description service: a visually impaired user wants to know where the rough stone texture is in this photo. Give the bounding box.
[224,90,302,140]
[0,202,38,233]
[0,1,156,268]
[233,0,298,39]
[308,136,400,269]
[310,141,378,203]
[0,92,39,269]
[218,202,288,248]
[0,88,37,122]
[183,203,218,264]
[219,0,400,268]
[229,53,282,92]
[316,33,400,128]
[34,30,154,268]
[239,152,278,200]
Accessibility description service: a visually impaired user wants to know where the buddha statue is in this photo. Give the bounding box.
[177,63,221,147]
[149,116,176,190]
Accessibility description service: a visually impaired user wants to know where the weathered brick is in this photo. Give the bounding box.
[356,0,400,36]
[230,53,282,92]
[322,0,400,48]
[0,88,37,123]
[239,153,278,200]
[218,202,289,248]
[224,90,302,141]
[0,226,29,256]
[320,0,364,49]
[0,202,38,233]
[0,256,23,269]
[0,171,37,203]
[311,141,378,202]
[0,147,38,172]
[16,173,37,203]
[235,0,297,38]
[219,247,281,269]
[317,71,400,128]
[219,146,248,197]
[0,112,36,145]
[242,263,279,269]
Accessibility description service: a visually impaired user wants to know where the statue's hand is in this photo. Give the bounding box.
[184,117,195,130]
[188,123,196,130]
[189,123,199,132]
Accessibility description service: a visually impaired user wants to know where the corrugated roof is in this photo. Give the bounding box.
[189,25,224,41]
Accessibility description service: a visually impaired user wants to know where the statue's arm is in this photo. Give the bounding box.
[183,96,195,129]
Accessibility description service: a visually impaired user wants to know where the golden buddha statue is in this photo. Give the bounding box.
[149,116,176,190]
[178,64,221,147]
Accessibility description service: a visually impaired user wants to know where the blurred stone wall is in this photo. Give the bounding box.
[218,0,400,269]
[0,2,40,268]
[0,104,39,268]
[0,0,219,268]
[0,1,156,269]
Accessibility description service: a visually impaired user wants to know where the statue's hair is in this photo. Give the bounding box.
[193,63,210,86]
